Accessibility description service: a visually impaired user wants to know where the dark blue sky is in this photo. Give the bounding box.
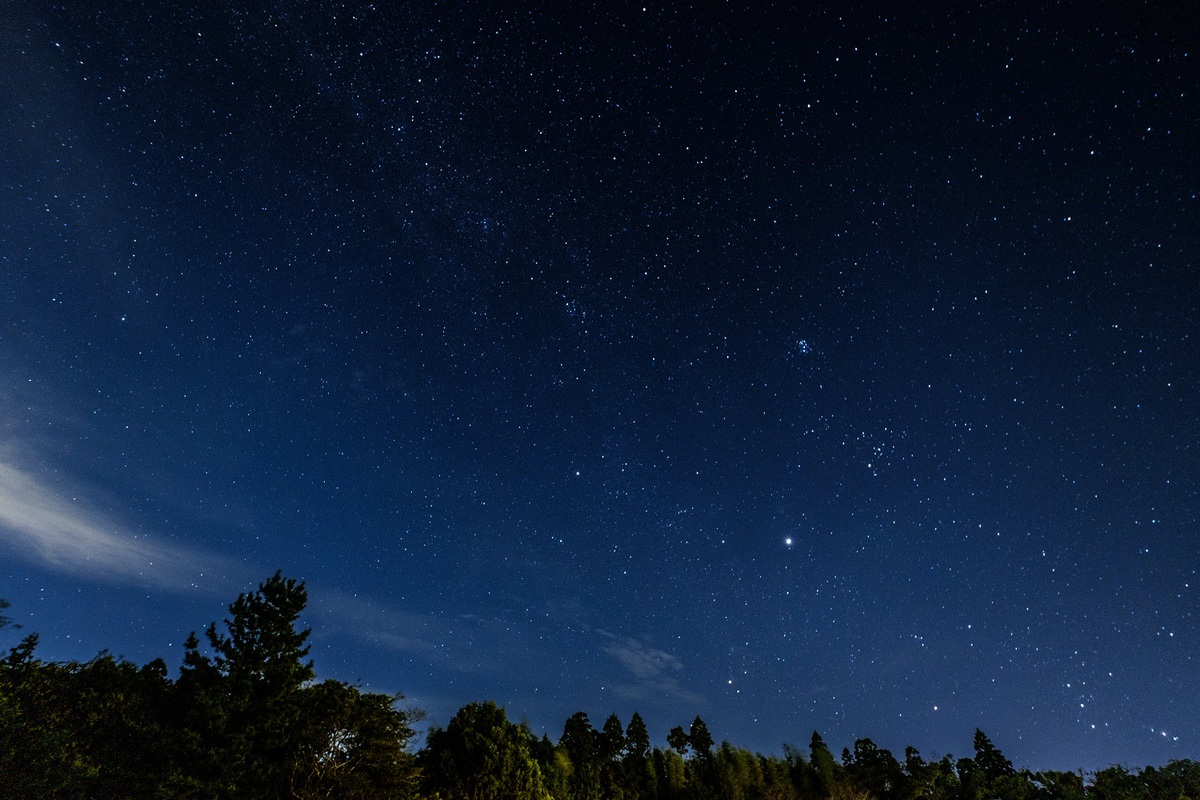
[2,1,1196,772]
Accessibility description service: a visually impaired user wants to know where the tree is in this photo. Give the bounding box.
[420,701,550,800]
[561,711,602,800]
[958,732,1033,800]
[1032,770,1085,800]
[173,629,234,795]
[622,712,655,798]
[529,734,573,800]
[714,742,765,800]
[810,731,839,797]
[0,634,93,799]
[689,716,715,758]
[600,713,627,762]
[174,571,317,798]
[216,572,315,797]
[63,654,179,798]
[594,713,630,800]
[843,738,905,800]
[667,725,690,756]
[685,716,719,798]
[972,730,1014,782]
[207,570,315,694]
[654,746,689,800]
[1151,761,1200,800]
[0,598,19,631]
[289,679,419,799]
[903,748,959,800]
[0,639,179,799]
[625,712,651,763]
[783,742,817,799]
[1089,765,1141,800]
[760,752,803,800]
[171,572,420,799]
[0,576,419,799]
[561,711,599,766]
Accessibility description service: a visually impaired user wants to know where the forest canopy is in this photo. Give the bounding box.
[1,574,1195,800]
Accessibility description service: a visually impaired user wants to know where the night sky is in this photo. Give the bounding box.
[2,1,1197,773]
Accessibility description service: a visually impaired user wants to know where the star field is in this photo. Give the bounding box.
[1,1,1197,772]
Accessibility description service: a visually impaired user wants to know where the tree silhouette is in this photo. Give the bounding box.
[689,715,715,758]
[421,701,550,800]
[626,711,651,762]
[5,577,1200,800]
[0,598,19,631]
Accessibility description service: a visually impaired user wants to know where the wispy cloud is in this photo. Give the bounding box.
[310,590,450,659]
[598,630,706,706]
[310,590,553,678]
[0,459,240,594]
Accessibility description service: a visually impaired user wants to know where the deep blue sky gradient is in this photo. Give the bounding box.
[1,1,1196,772]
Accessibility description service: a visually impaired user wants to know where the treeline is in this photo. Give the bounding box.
[422,705,1200,800]
[1,575,1195,800]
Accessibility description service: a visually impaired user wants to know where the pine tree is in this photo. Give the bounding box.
[175,572,316,798]
[625,711,651,763]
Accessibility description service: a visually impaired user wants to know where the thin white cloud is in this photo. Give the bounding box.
[310,590,449,658]
[0,459,238,593]
[598,630,706,705]
[310,590,554,678]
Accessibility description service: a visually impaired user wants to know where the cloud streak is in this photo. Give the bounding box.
[0,459,238,593]
[311,590,553,677]
[599,631,706,706]
[310,590,451,659]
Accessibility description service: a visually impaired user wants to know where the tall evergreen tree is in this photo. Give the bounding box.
[687,716,718,798]
[172,572,418,799]
[810,731,839,798]
[972,730,1015,782]
[600,713,627,762]
[561,711,599,765]
[622,712,655,799]
[597,713,629,799]
[175,571,316,798]
[625,712,651,763]
[208,570,315,695]
[561,711,603,800]
[689,716,715,758]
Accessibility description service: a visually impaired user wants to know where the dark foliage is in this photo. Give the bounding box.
[0,579,418,799]
[2,588,1197,800]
